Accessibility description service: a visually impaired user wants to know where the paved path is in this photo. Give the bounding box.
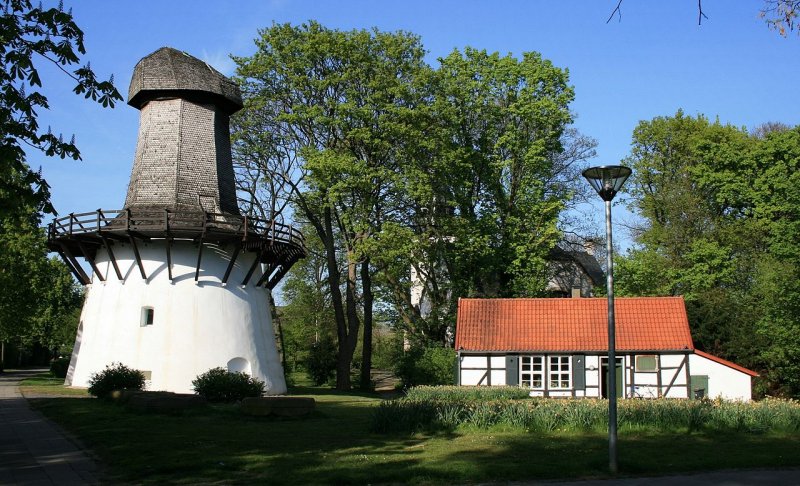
[0,369,100,485]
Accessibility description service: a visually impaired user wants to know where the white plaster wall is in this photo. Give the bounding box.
[66,239,286,394]
[460,369,487,386]
[458,355,505,385]
[460,356,488,368]
[689,354,753,401]
[490,370,506,386]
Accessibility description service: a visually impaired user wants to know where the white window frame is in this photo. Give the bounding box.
[520,356,545,390]
[548,355,571,390]
[520,355,572,390]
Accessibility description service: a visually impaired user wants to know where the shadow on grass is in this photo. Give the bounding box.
[28,395,800,485]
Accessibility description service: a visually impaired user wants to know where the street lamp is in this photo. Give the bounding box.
[582,165,631,474]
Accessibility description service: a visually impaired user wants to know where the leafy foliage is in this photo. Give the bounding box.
[618,112,800,397]
[761,0,800,36]
[87,362,145,398]
[192,367,265,403]
[234,23,591,389]
[395,346,456,388]
[304,336,338,386]
[1,0,122,217]
[0,207,82,367]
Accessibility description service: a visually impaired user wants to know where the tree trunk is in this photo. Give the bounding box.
[359,258,373,390]
[336,252,361,390]
[269,294,288,374]
[320,207,354,391]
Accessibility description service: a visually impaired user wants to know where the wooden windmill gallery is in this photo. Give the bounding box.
[47,47,305,394]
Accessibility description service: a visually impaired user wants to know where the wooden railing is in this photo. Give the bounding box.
[48,209,305,249]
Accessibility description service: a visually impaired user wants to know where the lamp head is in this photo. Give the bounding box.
[582,165,632,202]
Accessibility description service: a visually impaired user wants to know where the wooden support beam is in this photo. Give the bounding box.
[99,234,123,281]
[77,241,104,282]
[256,262,278,287]
[663,354,688,397]
[165,209,173,281]
[266,264,293,290]
[222,245,241,284]
[128,234,147,280]
[56,245,91,285]
[166,238,173,281]
[194,240,204,282]
[241,249,263,286]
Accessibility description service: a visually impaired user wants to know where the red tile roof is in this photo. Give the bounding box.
[455,297,694,352]
[694,350,759,377]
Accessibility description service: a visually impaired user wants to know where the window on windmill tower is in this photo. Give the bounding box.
[140,307,154,327]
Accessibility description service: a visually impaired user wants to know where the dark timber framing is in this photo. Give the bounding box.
[47,209,305,287]
[222,244,241,285]
[461,351,702,399]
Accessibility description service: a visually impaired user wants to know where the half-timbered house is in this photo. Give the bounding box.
[455,297,757,400]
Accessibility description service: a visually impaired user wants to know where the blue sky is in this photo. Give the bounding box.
[30,0,800,242]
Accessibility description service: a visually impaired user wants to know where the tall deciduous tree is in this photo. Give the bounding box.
[619,111,800,397]
[0,208,82,369]
[372,49,593,345]
[233,22,594,387]
[233,22,428,389]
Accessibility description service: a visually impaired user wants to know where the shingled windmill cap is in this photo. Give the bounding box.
[127,47,243,114]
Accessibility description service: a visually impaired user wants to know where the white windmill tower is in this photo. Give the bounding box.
[48,47,304,394]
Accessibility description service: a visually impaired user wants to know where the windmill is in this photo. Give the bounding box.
[47,47,304,394]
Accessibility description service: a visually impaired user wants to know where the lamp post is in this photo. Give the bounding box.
[582,165,631,474]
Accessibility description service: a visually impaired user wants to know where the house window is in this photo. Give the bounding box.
[520,356,572,390]
[520,356,544,389]
[549,356,571,389]
[140,307,154,327]
[635,355,659,372]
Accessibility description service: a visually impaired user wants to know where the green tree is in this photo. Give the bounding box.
[620,111,761,357]
[372,48,592,345]
[620,111,800,397]
[233,22,428,389]
[1,0,122,217]
[749,127,800,395]
[279,228,336,376]
[0,208,81,369]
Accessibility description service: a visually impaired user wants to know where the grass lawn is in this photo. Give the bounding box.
[22,374,800,485]
[18,373,91,397]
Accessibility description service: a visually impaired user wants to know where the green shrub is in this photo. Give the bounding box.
[88,363,145,398]
[372,331,403,370]
[395,346,456,388]
[305,337,337,386]
[50,356,70,378]
[192,367,265,403]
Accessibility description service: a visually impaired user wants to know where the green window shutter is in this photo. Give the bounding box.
[572,354,585,390]
[690,375,709,399]
[506,355,519,386]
